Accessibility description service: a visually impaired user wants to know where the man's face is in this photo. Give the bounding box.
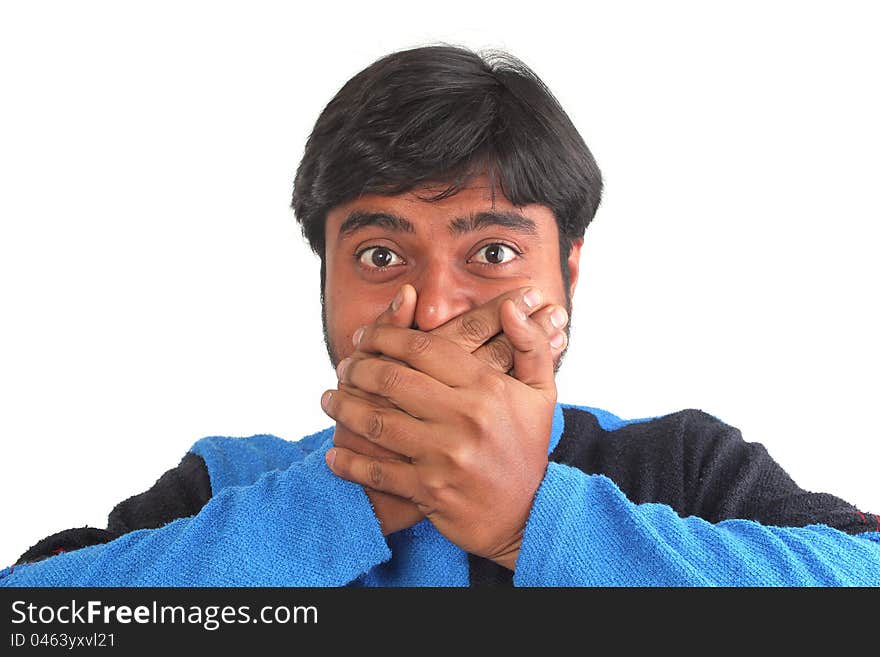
[322,174,582,368]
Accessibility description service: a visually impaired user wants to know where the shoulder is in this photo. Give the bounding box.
[188,425,334,492]
[556,402,740,449]
[551,402,757,500]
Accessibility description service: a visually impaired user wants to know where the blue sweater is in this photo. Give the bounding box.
[3,403,880,586]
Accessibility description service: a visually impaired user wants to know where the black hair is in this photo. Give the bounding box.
[290,43,603,362]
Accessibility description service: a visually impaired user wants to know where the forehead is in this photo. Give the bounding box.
[324,175,559,241]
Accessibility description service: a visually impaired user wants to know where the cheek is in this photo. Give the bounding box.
[324,285,392,360]
[529,249,568,305]
[536,272,568,307]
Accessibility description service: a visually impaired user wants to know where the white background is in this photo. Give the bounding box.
[1,1,878,566]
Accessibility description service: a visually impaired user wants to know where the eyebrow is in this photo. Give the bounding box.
[448,210,537,237]
[337,209,537,242]
[337,210,416,241]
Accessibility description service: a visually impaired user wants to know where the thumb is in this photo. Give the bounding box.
[351,283,416,366]
[374,283,417,329]
[498,298,557,397]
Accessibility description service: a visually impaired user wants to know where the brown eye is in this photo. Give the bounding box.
[471,243,518,265]
[358,246,403,269]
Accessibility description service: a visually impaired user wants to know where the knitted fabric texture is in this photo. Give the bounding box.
[3,403,879,586]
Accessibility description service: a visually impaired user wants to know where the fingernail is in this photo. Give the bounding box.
[352,326,365,346]
[321,390,333,410]
[325,448,337,468]
[391,286,405,311]
[550,307,568,329]
[336,358,350,381]
[523,288,542,309]
[550,332,565,349]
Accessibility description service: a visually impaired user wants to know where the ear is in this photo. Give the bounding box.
[566,238,584,300]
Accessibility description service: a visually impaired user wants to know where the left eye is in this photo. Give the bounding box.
[471,243,519,265]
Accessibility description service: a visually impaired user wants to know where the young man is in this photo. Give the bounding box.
[4,45,880,586]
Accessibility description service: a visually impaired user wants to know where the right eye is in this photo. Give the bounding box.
[357,246,405,270]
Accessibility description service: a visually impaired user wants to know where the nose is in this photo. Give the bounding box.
[411,262,472,332]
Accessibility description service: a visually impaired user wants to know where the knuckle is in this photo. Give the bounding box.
[459,315,491,344]
[484,338,514,373]
[368,460,385,487]
[366,409,384,442]
[446,441,477,472]
[378,364,403,395]
[408,331,432,356]
[422,473,449,500]
[462,394,493,434]
[425,479,456,510]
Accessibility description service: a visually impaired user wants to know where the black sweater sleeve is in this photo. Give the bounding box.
[550,406,876,534]
[14,452,212,565]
